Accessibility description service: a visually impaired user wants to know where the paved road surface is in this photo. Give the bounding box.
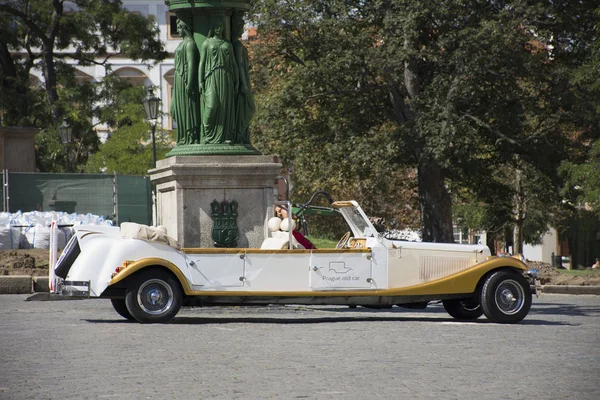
[1,294,599,400]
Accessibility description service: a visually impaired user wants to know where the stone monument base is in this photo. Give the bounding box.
[165,143,261,157]
[150,155,281,248]
[0,127,38,172]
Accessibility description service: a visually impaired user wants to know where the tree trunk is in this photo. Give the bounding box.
[512,167,525,255]
[42,0,64,122]
[0,41,31,123]
[401,30,454,243]
[417,160,454,242]
[486,232,497,255]
[41,43,61,121]
[514,220,524,255]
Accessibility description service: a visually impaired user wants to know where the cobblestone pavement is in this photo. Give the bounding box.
[0,294,599,400]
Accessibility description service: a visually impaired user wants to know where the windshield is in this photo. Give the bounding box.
[337,203,377,237]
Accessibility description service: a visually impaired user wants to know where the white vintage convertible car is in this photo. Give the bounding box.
[54,196,537,324]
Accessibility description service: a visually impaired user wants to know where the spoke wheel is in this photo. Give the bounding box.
[125,270,182,323]
[137,279,174,315]
[494,280,525,315]
[480,270,531,324]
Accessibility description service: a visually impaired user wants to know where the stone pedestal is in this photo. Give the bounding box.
[150,156,281,248]
[0,127,38,172]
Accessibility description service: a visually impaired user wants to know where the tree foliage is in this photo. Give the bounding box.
[559,8,600,216]
[84,82,172,176]
[250,0,598,244]
[0,0,166,122]
[0,0,167,172]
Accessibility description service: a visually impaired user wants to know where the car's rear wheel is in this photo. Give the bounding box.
[443,298,483,320]
[480,270,532,324]
[396,302,429,310]
[110,298,134,321]
[125,269,183,323]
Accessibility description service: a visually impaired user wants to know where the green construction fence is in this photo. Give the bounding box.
[1,172,151,225]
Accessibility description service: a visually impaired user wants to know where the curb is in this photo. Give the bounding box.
[0,276,49,295]
[1,276,599,295]
[0,276,33,294]
[541,285,600,295]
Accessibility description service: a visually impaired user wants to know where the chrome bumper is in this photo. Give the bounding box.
[58,280,91,297]
[526,269,542,296]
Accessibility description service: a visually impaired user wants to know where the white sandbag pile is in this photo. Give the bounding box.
[0,224,23,250]
[22,224,70,250]
[0,211,112,250]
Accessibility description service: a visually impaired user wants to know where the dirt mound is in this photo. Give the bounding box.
[0,250,52,276]
[526,260,600,286]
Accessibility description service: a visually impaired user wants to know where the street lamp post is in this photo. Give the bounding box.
[59,119,72,171]
[142,87,161,168]
[142,87,161,226]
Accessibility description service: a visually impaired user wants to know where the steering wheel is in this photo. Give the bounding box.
[336,231,351,249]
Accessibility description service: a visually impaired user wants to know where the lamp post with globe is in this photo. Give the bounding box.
[142,87,161,225]
[59,119,72,171]
[142,87,161,168]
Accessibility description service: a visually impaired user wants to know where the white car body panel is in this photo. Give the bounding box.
[55,200,536,324]
[67,226,187,297]
[60,203,502,300]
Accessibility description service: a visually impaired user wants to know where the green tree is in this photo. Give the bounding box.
[560,140,600,215]
[84,121,172,175]
[84,82,172,175]
[250,0,597,243]
[559,8,600,216]
[1,0,166,172]
[0,0,165,122]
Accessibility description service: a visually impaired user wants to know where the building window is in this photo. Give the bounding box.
[164,69,175,130]
[453,226,469,244]
[167,12,180,39]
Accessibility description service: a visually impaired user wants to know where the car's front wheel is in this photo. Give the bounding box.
[480,270,532,324]
[125,269,183,323]
[442,298,483,320]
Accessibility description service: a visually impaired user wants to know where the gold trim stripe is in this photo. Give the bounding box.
[108,258,193,293]
[182,248,371,254]
[106,253,526,298]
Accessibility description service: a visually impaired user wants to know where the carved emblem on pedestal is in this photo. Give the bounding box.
[210,199,239,248]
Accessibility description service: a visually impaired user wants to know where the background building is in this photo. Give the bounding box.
[27,0,178,141]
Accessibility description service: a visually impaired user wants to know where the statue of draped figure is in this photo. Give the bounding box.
[232,15,255,144]
[199,22,238,144]
[170,18,200,145]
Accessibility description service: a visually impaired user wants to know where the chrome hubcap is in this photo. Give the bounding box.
[149,290,161,304]
[501,289,516,304]
[494,279,524,315]
[137,279,173,315]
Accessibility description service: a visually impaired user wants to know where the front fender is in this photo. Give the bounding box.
[108,258,193,294]
[386,255,528,297]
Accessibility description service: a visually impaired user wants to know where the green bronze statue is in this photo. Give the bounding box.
[165,1,260,156]
[199,21,238,144]
[232,13,255,145]
[171,18,200,145]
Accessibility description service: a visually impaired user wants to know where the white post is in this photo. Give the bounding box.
[48,217,59,294]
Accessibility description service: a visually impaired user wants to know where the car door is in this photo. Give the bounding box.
[186,251,245,288]
[309,250,373,289]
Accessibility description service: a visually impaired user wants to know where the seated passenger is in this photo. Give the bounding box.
[275,206,316,249]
